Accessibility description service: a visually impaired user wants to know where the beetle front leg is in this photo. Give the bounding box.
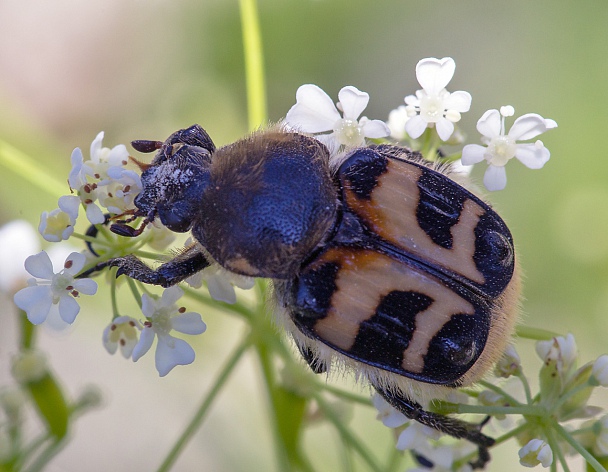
[78,247,210,288]
[375,386,494,470]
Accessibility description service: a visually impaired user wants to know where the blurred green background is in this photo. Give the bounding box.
[0,0,607,471]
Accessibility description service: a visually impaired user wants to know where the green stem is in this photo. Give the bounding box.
[516,325,560,341]
[0,139,67,198]
[156,336,252,472]
[546,426,571,472]
[318,383,373,406]
[453,404,546,416]
[516,371,534,404]
[478,380,524,407]
[239,0,267,130]
[125,277,142,308]
[553,422,607,472]
[313,392,384,472]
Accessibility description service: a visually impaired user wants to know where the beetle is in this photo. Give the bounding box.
[82,124,520,469]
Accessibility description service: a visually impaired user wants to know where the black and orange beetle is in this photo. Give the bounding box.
[82,124,520,469]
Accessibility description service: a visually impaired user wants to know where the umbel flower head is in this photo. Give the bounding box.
[461,106,557,191]
[132,286,207,376]
[13,251,97,325]
[403,57,472,142]
[284,84,389,155]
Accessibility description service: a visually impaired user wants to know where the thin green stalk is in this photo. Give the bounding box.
[313,392,384,472]
[254,336,292,472]
[478,380,524,407]
[0,139,67,198]
[516,371,534,404]
[125,277,142,308]
[516,325,560,341]
[110,271,119,319]
[454,404,546,416]
[156,336,252,472]
[317,383,372,406]
[239,0,267,130]
[545,427,571,472]
[553,422,607,472]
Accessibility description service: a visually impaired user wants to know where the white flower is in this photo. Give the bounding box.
[99,168,142,214]
[13,251,98,325]
[410,441,475,472]
[592,355,608,387]
[145,221,177,251]
[38,195,80,242]
[372,394,408,428]
[132,286,207,376]
[0,220,40,293]
[396,421,441,451]
[494,345,521,378]
[284,84,389,153]
[386,105,410,141]
[536,334,578,376]
[404,57,471,141]
[518,439,553,468]
[68,132,134,222]
[102,316,142,359]
[11,350,49,384]
[189,264,255,304]
[461,106,557,191]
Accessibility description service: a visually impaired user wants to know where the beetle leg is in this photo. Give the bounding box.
[375,386,494,470]
[78,246,210,288]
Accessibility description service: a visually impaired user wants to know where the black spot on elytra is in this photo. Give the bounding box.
[473,210,515,297]
[423,313,488,384]
[349,291,433,371]
[416,170,467,249]
[291,262,340,329]
[339,148,388,200]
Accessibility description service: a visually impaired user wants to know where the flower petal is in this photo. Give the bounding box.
[14,285,53,324]
[171,312,207,335]
[361,119,390,139]
[141,293,157,318]
[73,278,98,296]
[85,204,106,225]
[207,275,237,304]
[284,84,341,132]
[514,142,550,169]
[58,295,80,324]
[155,336,195,376]
[90,131,104,162]
[161,286,184,307]
[476,109,501,139]
[483,165,507,191]
[63,252,87,275]
[435,118,455,142]
[509,113,551,140]
[25,252,55,279]
[337,86,369,120]
[58,195,80,219]
[461,144,487,165]
[132,327,155,362]
[416,57,455,95]
[443,90,472,113]
[404,116,428,139]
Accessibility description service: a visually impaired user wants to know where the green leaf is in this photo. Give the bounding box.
[26,373,69,439]
[273,385,308,466]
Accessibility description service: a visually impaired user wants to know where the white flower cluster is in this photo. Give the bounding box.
[284,57,557,192]
[39,132,142,243]
[373,333,608,470]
